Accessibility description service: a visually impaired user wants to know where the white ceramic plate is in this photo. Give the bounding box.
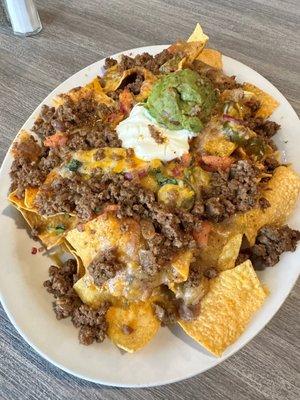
[0,45,299,387]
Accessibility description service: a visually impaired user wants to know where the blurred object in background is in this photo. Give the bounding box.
[1,0,42,36]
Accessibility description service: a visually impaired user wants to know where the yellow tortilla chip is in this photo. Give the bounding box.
[62,240,85,277]
[8,191,77,248]
[84,77,115,105]
[167,250,193,283]
[21,210,77,248]
[197,48,223,69]
[56,77,114,107]
[187,23,209,44]
[74,273,115,309]
[24,187,39,210]
[168,23,209,70]
[218,234,243,271]
[204,137,236,157]
[70,147,149,175]
[243,83,279,118]
[199,219,243,269]
[106,301,160,352]
[103,66,156,102]
[8,190,28,209]
[179,260,267,356]
[243,166,300,245]
[66,214,142,267]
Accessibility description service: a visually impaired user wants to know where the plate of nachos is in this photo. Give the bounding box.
[0,24,299,386]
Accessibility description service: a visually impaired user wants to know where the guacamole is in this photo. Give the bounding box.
[147,69,217,132]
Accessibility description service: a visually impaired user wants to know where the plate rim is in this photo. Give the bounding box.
[0,44,299,387]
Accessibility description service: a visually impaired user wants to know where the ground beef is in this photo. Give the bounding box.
[203,160,259,222]
[118,72,145,96]
[138,249,159,276]
[192,60,240,91]
[36,171,200,276]
[259,197,271,209]
[43,259,110,345]
[178,301,201,321]
[115,50,174,75]
[245,117,280,138]
[237,225,300,270]
[152,302,178,326]
[72,303,110,345]
[9,137,62,197]
[67,124,121,151]
[88,248,124,286]
[43,259,82,320]
[10,92,121,197]
[203,267,218,279]
[104,57,117,69]
[263,156,280,173]
[182,262,203,289]
[35,172,194,249]
[148,124,166,144]
[43,259,78,298]
[32,93,114,144]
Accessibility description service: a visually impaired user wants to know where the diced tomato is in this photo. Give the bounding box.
[181,153,191,167]
[193,221,212,247]
[171,165,183,178]
[119,89,134,115]
[201,155,234,171]
[44,133,68,148]
[107,111,124,126]
[31,247,37,255]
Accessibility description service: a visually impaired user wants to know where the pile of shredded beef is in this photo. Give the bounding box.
[43,259,110,345]
[236,225,300,269]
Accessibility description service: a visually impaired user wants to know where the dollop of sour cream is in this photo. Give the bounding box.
[116,105,197,162]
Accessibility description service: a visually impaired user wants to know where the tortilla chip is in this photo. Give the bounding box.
[62,240,85,277]
[74,272,115,309]
[179,260,267,356]
[24,187,39,210]
[199,220,244,269]
[84,77,115,105]
[167,250,193,283]
[106,301,160,352]
[8,191,77,248]
[243,166,300,245]
[66,214,142,267]
[21,210,77,248]
[56,77,114,107]
[103,66,156,101]
[8,190,28,209]
[243,83,279,118]
[197,48,223,69]
[204,137,237,157]
[218,234,243,271]
[187,23,209,44]
[70,147,149,175]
